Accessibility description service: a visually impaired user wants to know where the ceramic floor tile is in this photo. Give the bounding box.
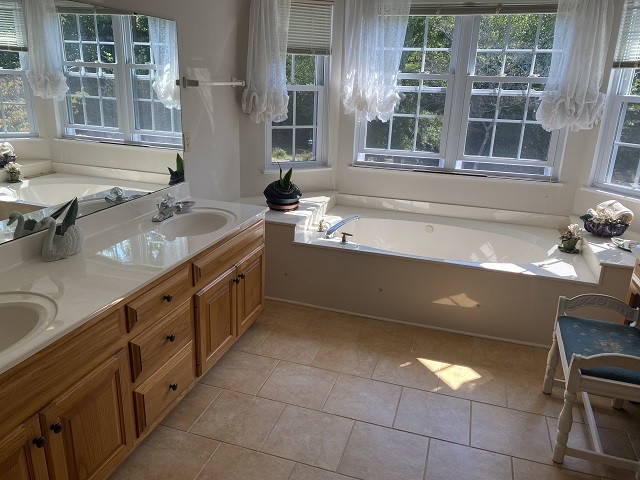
[288,463,354,480]
[322,373,402,427]
[425,439,512,480]
[356,319,417,352]
[393,387,470,444]
[371,349,440,392]
[436,363,507,407]
[161,383,222,432]
[512,458,603,480]
[337,421,429,480]
[261,405,354,471]
[304,311,363,341]
[257,360,338,410]
[254,327,325,365]
[189,389,285,450]
[589,395,640,434]
[470,402,552,464]
[197,443,294,480]
[311,339,381,378]
[256,301,313,332]
[232,322,273,353]
[472,337,538,374]
[547,416,636,480]
[110,425,219,480]
[199,349,279,395]
[412,328,476,365]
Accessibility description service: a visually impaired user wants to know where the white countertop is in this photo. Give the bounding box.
[0,193,267,375]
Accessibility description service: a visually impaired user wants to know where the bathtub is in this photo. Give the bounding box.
[265,204,633,345]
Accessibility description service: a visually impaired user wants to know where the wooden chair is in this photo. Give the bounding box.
[543,294,640,480]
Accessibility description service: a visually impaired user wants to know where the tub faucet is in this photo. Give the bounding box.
[152,194,178,222]
[325,215,360,238]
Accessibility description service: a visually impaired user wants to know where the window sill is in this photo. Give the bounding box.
[262,166,333,174]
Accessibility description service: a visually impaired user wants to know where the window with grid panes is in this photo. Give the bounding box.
[59,13,182,146]
[356,10,563,179]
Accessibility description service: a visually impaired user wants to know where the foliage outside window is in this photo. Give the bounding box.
[356,13,564,179]
[0,50,35,136]
[59,13,182,147]
[593,69,640,195]
[268,54,327,167]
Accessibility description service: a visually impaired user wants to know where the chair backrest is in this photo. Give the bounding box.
[558,294,640,327]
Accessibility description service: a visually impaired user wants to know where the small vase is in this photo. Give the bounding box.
[559,237,579,253]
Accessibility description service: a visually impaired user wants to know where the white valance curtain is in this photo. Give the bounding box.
[341,0,410,122]
[241,0,291,124]
[23,0,67,100]
[148,17,180,110]
[536,0,614,132]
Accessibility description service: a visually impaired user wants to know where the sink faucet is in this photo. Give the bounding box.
[325,215,360,238]
[152,194,179,222]
[105,187,144,205]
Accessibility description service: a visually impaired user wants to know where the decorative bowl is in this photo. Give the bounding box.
[582,219,629,237]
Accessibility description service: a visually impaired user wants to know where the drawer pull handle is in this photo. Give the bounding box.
[32,436,45,448]
[239,273,245,279]
[169,383,178,391]
[50,423,63,434]
[167,334,176,342]
[163,294,173,302]
[233,277,240,284]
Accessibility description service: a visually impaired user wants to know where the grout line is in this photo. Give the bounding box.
[319,371,340,412]
[192,440,222,480]
[335,419,357,474]
[468,401,473,447]
[509,456,515,480]
[422,437,431,480]
[254,359,281,398]
[185,385,224,433]
[390,386,405,428]
[257,401,288,452]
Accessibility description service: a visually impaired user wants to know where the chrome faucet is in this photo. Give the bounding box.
[325,215,360,238]
[152,194,179,222]
[105,187,143,205]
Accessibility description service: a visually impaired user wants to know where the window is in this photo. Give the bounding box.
[59,12,182,147]
[266,1,332,168]
[356,10,564,179]
[268,54,328,165]
[0,0,34,136]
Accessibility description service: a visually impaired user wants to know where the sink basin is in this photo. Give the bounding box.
[158,208,236,239]
[0,292,57,353]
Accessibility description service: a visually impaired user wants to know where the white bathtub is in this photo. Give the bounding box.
[265,203,633,345]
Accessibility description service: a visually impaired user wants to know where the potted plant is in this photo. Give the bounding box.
[263,165,302,211]
[0,142,16,169]
[168,153,185,185]
[558,224,584,253]
[4,162,21,183]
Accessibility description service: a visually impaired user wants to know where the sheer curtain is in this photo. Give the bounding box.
[341,0,410,122]
[23,0,67,100]
[148,17,181,110]
[536,0,614,132]
[241,0,291,123]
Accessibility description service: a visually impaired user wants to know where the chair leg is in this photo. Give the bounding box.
[543,330,560,394]
[612,398,624,410]
[553,388,577,464]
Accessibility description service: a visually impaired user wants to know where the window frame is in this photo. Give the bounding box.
[0,51,37,137]
[592,68,640,197]
[57,13,182,149]
[354,13,566,180]
[265,54,329,170]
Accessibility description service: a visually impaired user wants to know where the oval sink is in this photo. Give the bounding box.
[158,209,236,239]
[0,292,57,353]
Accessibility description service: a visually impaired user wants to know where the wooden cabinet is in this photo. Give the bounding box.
[0,417,48,480]
[237,247,265,336]
[40,351,133,480]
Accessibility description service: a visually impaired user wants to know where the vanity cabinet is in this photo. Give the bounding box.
[236,247,265,336]
[0,417,49,480]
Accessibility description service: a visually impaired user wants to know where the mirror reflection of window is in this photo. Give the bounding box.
[57,5,182,147]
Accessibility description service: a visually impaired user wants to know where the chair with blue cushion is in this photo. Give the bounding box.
[543,294,640,479]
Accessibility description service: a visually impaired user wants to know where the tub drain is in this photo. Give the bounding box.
[424,224,434,233]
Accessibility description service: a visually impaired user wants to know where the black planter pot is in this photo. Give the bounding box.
[264,181,302,211]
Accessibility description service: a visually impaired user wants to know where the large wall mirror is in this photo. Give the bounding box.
[0,0,182,245]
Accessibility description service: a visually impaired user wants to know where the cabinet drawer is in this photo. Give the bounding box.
[193,220,264,288]
[133,343,195,435]
[129,299,192,384]
[126,266,192,332]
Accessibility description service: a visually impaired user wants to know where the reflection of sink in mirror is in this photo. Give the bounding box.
[157,209,237,239]
[0,292,58,353]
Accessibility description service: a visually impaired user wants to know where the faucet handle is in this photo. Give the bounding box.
[160,193,175,207]
[340,232,353,244]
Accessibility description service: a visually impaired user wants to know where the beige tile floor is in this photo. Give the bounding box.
[111,300,640,480]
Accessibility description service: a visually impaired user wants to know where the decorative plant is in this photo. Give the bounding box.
[0,142,16,168]
[558,224,584,253]
[278,164,294,192]
[168,153,185,185]
[4,162,21,182]
[263,164,301,210]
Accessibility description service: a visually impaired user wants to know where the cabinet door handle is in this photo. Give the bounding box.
[163,294,173,302]
[32,436,45,448]
[169,383,178,391]
[233,277,240,284]
[239,273,245,280]
[50,423,63,434]
[167,334,176,342]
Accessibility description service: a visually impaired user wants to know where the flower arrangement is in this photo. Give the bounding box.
[5,162,21,182]
[558,224,584,253]
[580,200,633,237]
[0,142,16,168]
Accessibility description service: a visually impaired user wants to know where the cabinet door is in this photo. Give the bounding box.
[40,350,133,480]
[0,416,49,480]
[194,267,237,375]
[237,247,265,336]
